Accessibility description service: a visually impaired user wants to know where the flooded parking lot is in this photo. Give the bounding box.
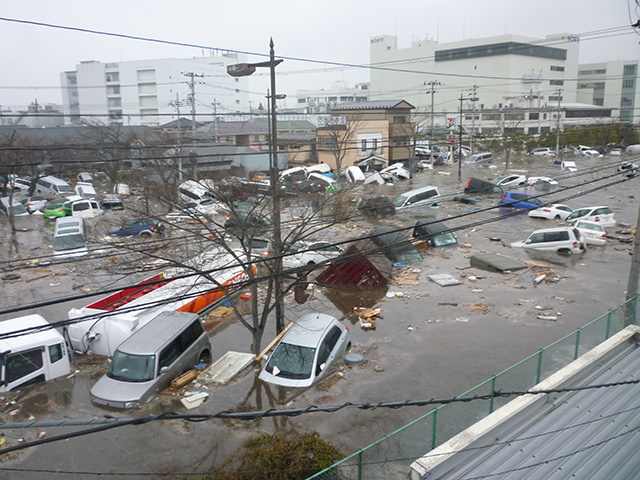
[0,154,639,477]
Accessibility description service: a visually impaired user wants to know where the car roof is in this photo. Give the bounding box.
[281,313,337,348]
[574,206,608,211]
[529,227,575,234]
[116,311,201,355]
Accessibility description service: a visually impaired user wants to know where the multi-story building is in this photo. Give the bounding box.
[370,33,580,117]
[296,81,370,114]
[577,60,640,124]
[60,53,249,126]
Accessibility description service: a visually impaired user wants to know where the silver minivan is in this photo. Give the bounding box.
[35,176,73,196]
[53,217,88,258]
[394,185,441,210]
[90,311,212,409]
[465,152,494,164]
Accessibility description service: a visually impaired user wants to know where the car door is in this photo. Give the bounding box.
[524,197,543,209]
[72,201,90,218]
[314,326,343,379]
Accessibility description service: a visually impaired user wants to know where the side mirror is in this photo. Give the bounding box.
[160,366,169,374]
[319,363,326,372]
[107,358,112,364]
[262,354,269,362]
[525,239,532,244]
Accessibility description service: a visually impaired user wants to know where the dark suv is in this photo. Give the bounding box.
[110,217,165,237]
[358,196,396,215]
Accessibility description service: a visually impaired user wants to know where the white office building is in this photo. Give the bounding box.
[296,81,370,114]
[576,60,640,124]
[60,53,249,126]
[370,34,580,117]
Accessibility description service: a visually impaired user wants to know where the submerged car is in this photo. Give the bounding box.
[357,196,396,215]
[492,174,527,188]
[572,220,606,246]
[511,227,586,254]
[413,219,457,247]
[41,196,81,219]
[259,313,350,388]
[371,226,422,264]
[21,196,48,214]
[282,241,344,269]
[464,178,504,196]
[528,204,573,220]
[110,217,165,237]
[617,162,639,178]
[530,147,555,156]
[565,206,616,227]
[498,192,544,210]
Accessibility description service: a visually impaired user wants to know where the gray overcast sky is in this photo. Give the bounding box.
[1,0,638,110]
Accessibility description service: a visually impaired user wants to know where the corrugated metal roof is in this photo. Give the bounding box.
[331,100,415,111]
[410,326,640,479]
[278,132,316,142]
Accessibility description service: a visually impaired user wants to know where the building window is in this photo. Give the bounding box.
[236,99,240,104]
[225,136,233,143]
[235,89,240,93]
[139,96,158,107]
[593,99,604,106]
[340,96,354,102]
[140,109,159,121]
[624,64,637,75]
[361,139,367,151]
[529,112,539,120]
[595,69,606,74]
[550,66,565,72]
[298,98,306,104]
[548,96,563,101]
[235,78,239,83]
[252,135,260,143]
[138,83,157,95]
[108,98,122,108]
[393,116,406,124]
[543,113,547,120]
[107,85,121,95]
[550,80,564,86]
[623,79,635,89]
[528,127,539,134]
[106,72,120,82]
[137,69,156,82]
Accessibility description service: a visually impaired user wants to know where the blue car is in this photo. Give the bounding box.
[498,192,544,210]
[110,217,165,237]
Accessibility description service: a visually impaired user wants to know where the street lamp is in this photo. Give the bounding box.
[228,38,286,332]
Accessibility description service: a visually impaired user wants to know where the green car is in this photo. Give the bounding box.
[42,198,71,219]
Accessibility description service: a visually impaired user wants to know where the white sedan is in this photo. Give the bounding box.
[282,241,344,269]
[528,204,573,220]
[582,150,603,158]
[527,176,558,187]
[572,220,606,246]
[494,174,527,187]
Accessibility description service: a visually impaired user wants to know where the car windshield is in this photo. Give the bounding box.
[8,203,27,215]
[107,351,156,382]
[265,343,315,379]
[433,232,458,247]
[393,195,409,207]
[57,184,73,193]
[53,233,86,252]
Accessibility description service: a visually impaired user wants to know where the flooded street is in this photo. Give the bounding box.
[1,154,639,478]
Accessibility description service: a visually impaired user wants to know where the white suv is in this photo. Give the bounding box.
[511,227,586,254]
[531,147,555,156]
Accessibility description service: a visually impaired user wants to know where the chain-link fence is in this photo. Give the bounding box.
[307,296,639,480]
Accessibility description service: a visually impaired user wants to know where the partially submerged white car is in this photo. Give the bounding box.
[511,227,586,254]
[528,204,573,220]
[572,220,606,246]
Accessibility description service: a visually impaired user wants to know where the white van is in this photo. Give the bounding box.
[561,161,577,172]
[36,176,74,197]
[75,182,97,199]
[178,179,217,203]
[67,199,103,218]
[345,166,366,183]
[394,186,441,210]
[465,152,494,164]
[53,217,88,258]
[0,315,71,392]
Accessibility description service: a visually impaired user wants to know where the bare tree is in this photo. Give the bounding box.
[317,114,363,180]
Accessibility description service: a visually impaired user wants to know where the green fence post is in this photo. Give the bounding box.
[489,376,496,414]
[606,311,611,340]
[357,449,363,480]
[574,328,581,360]
[431,408,438,450]
[536,349,543,384]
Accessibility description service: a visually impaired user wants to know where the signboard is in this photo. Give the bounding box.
[446,117,457,129]
[445,134,456,145]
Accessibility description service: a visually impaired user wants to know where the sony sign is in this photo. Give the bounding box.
[370,37,385,44]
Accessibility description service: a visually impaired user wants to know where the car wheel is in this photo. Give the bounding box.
[307,261,316,266]
[554,215,561,220]
[557,248,572,255]
[139,230,152,237]
[199,349,211,364]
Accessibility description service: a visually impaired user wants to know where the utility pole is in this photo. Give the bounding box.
[458,93,464,182]
[626,202,640,301]
[169,93,185,182]
[212,99,220,142]
[182,71,204,138]
[555,88,562,155]
[425,80,441,153]
[469,86,479,154]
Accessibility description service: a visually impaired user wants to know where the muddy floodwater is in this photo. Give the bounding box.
[0,154,639,478]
